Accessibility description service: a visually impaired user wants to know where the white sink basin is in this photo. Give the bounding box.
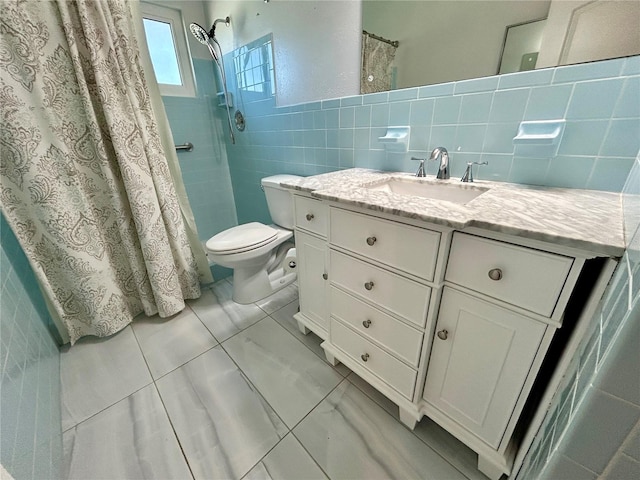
[364,178,489,204]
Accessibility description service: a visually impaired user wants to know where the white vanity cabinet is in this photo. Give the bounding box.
[423,287,548,449]
[293,194,330,338]
[323,207,445,416]
[292,196,591,480]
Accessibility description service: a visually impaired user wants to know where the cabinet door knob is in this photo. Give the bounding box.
[366,236,377,246]
[364,281,374,291]
[437,329,448,340]
[362,319,372,328]
[305,213,314,221]
[488,268,503,281]
[322,273,328,280]
[361,353,370,362]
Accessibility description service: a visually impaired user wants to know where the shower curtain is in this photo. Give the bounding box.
[0,0,211,344]
[361,32,398,94]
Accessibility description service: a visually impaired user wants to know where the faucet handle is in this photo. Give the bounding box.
[461,161,488,183]
[411,157,427,177]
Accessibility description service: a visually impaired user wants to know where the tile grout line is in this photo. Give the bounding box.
[215,288,341,479]
[342,374,477,480]
[214,332,295,478]
[232,289,475,479]
[130,321,197,480]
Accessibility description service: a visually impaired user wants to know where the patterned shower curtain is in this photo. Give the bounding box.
[0,0,207,343]
[361,32,398,94]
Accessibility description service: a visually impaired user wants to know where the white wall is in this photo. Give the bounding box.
[363,0,550,88]
[203,0,362,106]
[537,0,640,68]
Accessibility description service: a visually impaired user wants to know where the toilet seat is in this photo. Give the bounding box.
[206,222,278,254]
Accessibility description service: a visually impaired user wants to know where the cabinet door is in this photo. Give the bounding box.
[296,230,329,331]
[423,288,546,448]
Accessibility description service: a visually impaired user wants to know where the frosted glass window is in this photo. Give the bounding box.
[140,2,196,97]
[143,18,182,85]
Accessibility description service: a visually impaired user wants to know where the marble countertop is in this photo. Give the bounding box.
[281,168,625,257]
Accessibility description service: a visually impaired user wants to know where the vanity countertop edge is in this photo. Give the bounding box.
[281,168,625,257]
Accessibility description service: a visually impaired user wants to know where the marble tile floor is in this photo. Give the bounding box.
[60,278,488,480]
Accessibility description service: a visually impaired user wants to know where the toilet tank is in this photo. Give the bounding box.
[261,174,302,229]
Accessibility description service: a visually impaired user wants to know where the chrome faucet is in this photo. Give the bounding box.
[429,147,449,179]
[411,157,427,177]
[461,161,488,183]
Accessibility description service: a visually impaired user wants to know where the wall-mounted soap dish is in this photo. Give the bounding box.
[513,119,565,157]
[378,126,410,153]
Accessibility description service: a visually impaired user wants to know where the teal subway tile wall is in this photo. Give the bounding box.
[517,156,640,479]
[1,214,63,479]
[219,53,639,227]
[161,58,238,279]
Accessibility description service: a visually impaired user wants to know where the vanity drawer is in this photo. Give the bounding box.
[294,195,328,237]
[331,287,424,367]
[330,208,440,282]
[445,233,574,317]
[330,250,431,328]
[330,318,417,399]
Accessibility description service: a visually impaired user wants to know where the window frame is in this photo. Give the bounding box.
[140,2,196,97]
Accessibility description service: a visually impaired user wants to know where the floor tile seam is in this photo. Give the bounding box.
[343,374,476,480]
[284,378,357,479]
[289,430,333,480]
[210,339,312,479]
[130,320,161,379]
[287,376,351,433]
[217,313,271,345]
[224,312,346,398]
[189,291,271,342]
[267,307,350,378]
[60,381,153,434]
[237,432,298,480]
[254,288,298,317]
[149,381,196,480]
[130,318,220,382]
[150,344,219,383]
[215,338,293,434]
[191,310,224,344]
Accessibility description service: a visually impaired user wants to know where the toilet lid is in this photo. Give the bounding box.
[206,222,278,254]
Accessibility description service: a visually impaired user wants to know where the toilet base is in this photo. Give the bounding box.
[232,264,296,304]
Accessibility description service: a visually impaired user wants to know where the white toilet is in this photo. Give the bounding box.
[205,175,301,304]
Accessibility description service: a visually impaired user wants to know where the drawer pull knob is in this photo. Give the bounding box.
[322,273,328,280]
[362,319,372,328]
[488,268,503,281]
[305,213,314,221]
[437,329,449,340]
[364,281,374,291]
[366,236,377,246]
[361,353,370,362]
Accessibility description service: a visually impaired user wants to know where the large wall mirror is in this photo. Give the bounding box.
[361,0,640,93]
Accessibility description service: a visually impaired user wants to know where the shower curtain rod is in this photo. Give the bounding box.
[363,30,399,48]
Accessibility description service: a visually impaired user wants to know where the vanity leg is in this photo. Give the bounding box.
[399,407,418,430]
[297,320,310,335]
[324,351,340,366]
[478,455,506,480]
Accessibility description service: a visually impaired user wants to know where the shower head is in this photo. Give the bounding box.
[189,17,230,44]
[189,23,210,45]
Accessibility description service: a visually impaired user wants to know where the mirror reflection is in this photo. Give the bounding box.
[361,0,640,93]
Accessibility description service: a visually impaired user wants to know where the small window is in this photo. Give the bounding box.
[141,2,196,97]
